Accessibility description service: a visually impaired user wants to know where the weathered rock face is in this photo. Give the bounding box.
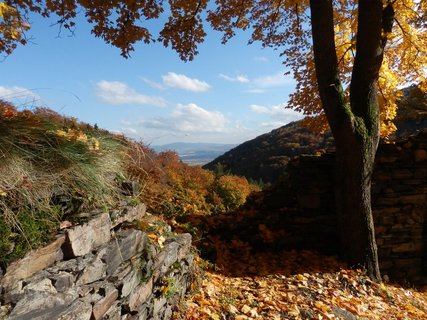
[266,129,427,283]
[0,203,195,320]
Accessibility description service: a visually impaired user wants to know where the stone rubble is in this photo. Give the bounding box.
[0,203,194,320]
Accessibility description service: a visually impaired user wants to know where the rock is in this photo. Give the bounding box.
[399,194,426,206]
[100,229,145,276]
[57,300,92,320]
[7,291,76,320]
[152,297,167,318]
[414,149,427,162]
[128,279,153,312]
[174,233,192,260]
[101,301,121,320]
[159,242,179,274]
[2,281,25,304]
[392,169,413,180]
[25,278,57,294]
[392,242,423,253]
[111,203,146,228]
[48,258,81,274]
[163,305,173,320]
[76,255,107,285]
[92,288,119,320]
[63,214,111,258]
[298,194,321,209]
[120,269,141,298]
[1,235,65,291]
[1,203,196,320]
[51,272,75,292]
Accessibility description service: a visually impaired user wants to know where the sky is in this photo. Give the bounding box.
[0,12,303,146]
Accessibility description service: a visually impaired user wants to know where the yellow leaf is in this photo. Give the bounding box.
[210,313,221,320]
[241,304,251,314]
[288,305,300,317]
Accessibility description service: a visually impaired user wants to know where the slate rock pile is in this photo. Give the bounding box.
[0,204,194,320]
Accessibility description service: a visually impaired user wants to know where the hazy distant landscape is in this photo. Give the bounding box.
[153,142,237,165]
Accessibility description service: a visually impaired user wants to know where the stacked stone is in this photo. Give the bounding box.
[0,204,194,320]
[372,129,427,282]
[265,129,426,283]
[281,152,338,254]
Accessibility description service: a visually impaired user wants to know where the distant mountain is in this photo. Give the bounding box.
[152,142,237,165]
[204,85,426,184]
[203,122,334,183]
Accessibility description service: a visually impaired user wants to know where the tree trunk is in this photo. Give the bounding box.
[309,0,391,281]
[334,126,381,281]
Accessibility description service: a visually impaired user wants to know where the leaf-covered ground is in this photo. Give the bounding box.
[173,245,427,319]
[170,208,427,320]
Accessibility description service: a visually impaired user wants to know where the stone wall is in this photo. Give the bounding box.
[268,129,427,283]
[0,204,194,320]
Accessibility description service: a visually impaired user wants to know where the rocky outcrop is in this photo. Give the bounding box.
[0,203,194,320]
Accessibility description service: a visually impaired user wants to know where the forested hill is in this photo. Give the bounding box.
[204,85,427,184]
[203,121,334,184]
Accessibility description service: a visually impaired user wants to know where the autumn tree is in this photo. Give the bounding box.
[1,0,426,281]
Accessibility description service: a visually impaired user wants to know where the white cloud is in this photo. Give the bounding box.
[250,103,303,125]
[143,103,228,133]
[141,78,166,90]
[96,80,166,107]
[122,127,138,135]
[252,73,294,89]
[162,72,210,92]
[120,120,132,126]
[245,88,265,94]
[218,73,250,83]
[259,121,289,128]
[0,86,41,104]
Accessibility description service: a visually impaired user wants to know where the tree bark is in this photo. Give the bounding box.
[334,125,380,281]
[309,0,390,282]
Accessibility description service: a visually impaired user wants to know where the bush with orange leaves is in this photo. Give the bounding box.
[125,144,257,218]
[210,175,256,212]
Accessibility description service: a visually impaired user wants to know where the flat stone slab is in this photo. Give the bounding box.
[110,203,146,228]
[128,279,153,312]
[7,291,76,320]
[1,235,65,291]
[63,213,111,258]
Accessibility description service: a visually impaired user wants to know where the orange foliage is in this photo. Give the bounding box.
[125,142,257,218]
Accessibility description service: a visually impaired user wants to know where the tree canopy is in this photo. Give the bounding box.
[1,0,426,135]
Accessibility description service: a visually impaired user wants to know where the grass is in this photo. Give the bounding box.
[0,101,127,269]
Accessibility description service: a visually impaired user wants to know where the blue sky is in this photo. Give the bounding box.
[0,13,302,145]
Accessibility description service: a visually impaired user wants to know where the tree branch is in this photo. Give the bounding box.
[309,0,348,138]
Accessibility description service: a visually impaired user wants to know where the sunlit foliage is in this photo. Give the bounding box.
[1,1,425,135]
[125,145,258,218]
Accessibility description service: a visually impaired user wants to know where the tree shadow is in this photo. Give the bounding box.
[175,192,346,279]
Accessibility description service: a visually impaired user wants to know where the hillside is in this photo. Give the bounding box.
[204,85,427,184]
[203,121,334,183]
